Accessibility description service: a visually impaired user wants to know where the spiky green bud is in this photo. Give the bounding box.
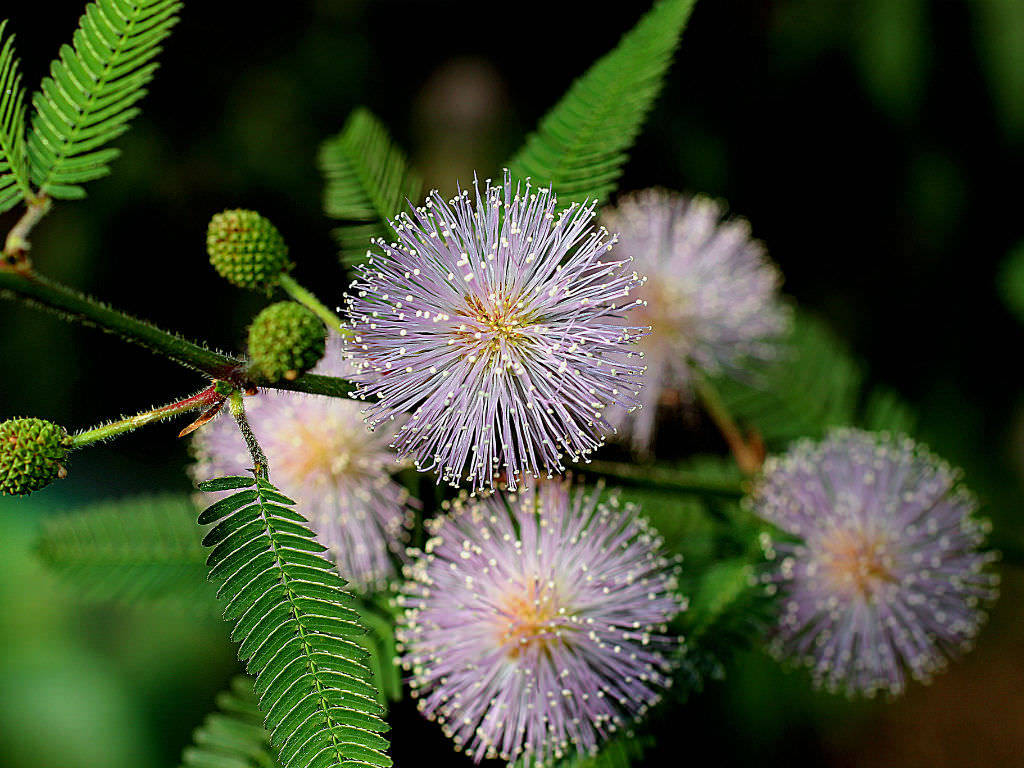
[207,209,292,293]
[0,418,71,496]
[247,302,327,382]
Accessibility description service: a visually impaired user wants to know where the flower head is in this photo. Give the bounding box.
[601,190,789,452]
[342,171,647,493]
[191,335,414,591]
[751,428,999,696]
[397,479,683,766]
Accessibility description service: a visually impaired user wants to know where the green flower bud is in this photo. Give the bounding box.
[0,418,70,496]
[247,302,327,382]
[207,209,292,293]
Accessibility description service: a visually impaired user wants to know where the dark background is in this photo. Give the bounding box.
[2,1,1023,766]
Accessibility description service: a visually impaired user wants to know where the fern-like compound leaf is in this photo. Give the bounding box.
[319,108,422,265]
[712,313,864,448]
[0,20,33,213]
[180,676,279,768]
[38,494,213,606]
[712,312,921,447]
[197,474,392,768]
[506,0,696,207]
[27,0,182,199]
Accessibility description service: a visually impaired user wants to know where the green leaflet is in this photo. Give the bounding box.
[506,0,697,207]
[712,312,863,447]
[0,20,33,213]
[998,239,1024,325]
[37,493,213,607]
[180,676,279,768]
[197,474,392,768]
[27,0,182,199]
[319,108,422,266]
[712,312,919,448]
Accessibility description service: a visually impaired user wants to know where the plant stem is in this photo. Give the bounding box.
[3,197,52,265]
[0,267,244,377]
[583,460,746,498]
[279,274,347,335]
[693,374,764,475]
[1,265,358,399]
[70,385,225,448]
[271,372,355,398]
[228,392,269,479]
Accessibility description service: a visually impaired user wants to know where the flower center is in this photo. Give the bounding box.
[276,420,368,485]
[495,577,565,658]
[633,281,696,352]
[456,294,535,364]
[818,527,895,599]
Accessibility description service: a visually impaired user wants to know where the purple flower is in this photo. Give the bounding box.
[397,479,684,766]
[601,190,789,453]
[751,428,999,696]
[342,170,647,493]
[191,335,415,591]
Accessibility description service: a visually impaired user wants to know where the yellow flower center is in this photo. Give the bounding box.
[457,293,536,364]
[495,577,562,658]
[818,527,895,599]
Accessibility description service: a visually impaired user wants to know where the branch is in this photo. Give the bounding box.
[0,266,242,377]
[278,273,347,335]
[3,197,51,264]
[0,266,357,399]
[582,459,746,498]
[694,374,765,475]
[70,384,226,448]
[228,391,268,479]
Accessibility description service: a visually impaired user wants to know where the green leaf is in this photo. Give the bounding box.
[712,312,864,448]
[200,473,392,768]
[37,494,213,606]
[861,385,917,435]
[0,20,33,212]
[506,0,697,207]
[27,0,182,199]
[180,676,279,768]
[712,311,921,447]
[319,108,422,265]
[999,240,1024,324]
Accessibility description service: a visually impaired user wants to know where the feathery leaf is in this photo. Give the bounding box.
[712,312,864,448]
[0,20,33,212]
[200,473,392,768]
[38,494,213,606]
[180,676,279,768]
[27,0,182,199]
[712,312,921,447]
[506,0,696,207]
[319,108,422,265]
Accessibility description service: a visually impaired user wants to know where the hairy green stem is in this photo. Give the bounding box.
[70,384,225,448]
[271,372,355,398]
[583,459,746,498]
[279,274,347,335]
[0,267,243,376]
[229,392,269,479]
[694,374,763,475]
[0,266,357,399]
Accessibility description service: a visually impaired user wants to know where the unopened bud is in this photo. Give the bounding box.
[0,418,70,496]
[247,302,327,382]
[207,209,292,293]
